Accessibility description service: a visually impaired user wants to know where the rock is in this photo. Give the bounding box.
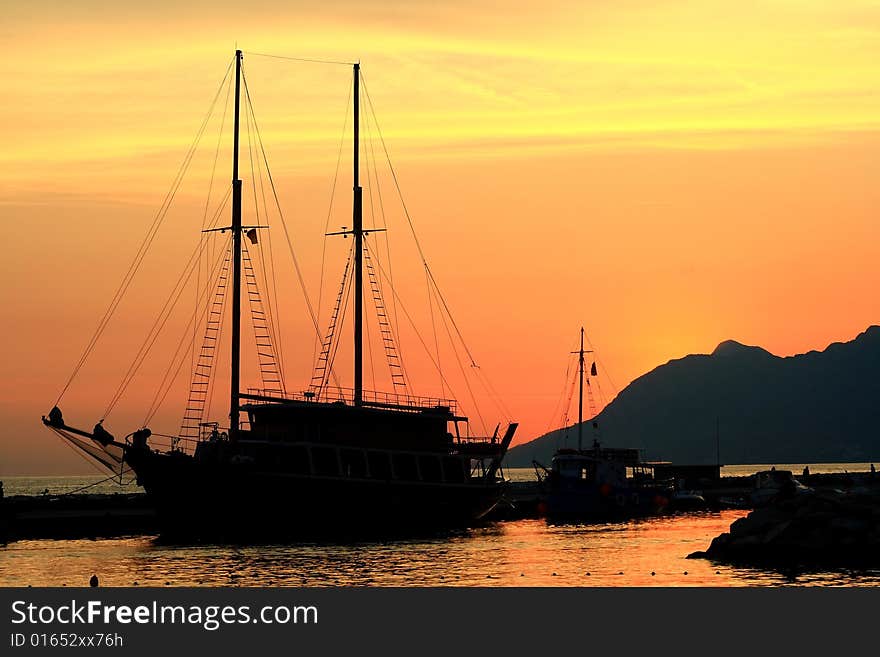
[707,532,731,551]
[729,507,789,537]
[729,534,762,548]
[694,487,880,566]
[830,517,867,533]
[761,520,792,544]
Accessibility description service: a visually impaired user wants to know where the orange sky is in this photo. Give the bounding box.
[1,1,878,474]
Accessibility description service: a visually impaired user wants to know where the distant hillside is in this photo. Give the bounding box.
[505,326,880,467]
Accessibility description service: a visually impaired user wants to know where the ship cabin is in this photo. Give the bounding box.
[551,443,656,489]
[192,387,507,485]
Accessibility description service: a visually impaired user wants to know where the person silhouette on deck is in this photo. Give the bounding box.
[44,406,63,428]
[93,420,114,446]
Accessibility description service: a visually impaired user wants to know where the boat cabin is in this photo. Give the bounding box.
[551,444,655,488]
[185,387,508,486]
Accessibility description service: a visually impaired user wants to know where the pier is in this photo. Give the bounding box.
[1,470,877,542]
[490,470,880,520]
[1,493,156,542]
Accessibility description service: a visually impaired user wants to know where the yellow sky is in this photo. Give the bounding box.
[1,1,878,473]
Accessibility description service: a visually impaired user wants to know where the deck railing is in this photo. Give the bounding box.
[243,386,458,414]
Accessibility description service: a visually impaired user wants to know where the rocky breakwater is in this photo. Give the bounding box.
[688,485,880,566]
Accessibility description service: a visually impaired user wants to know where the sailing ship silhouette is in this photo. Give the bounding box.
[42,50,517,540]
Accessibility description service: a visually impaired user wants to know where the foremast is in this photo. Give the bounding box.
[352,63,363,407]
[230,49,243,437]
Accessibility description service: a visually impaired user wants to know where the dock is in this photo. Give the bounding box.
[487,470,880,521]
[2,470,877,541]
[1,493,156,543]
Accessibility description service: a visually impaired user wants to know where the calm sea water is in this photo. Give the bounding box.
[2,465,878,588]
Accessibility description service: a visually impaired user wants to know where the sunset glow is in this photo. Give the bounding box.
[2,0,878,473]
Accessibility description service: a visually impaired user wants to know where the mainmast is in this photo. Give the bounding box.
[230,49,243,437]
[352,63,363,406]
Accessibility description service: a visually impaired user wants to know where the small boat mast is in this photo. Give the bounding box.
[572,327,593,451]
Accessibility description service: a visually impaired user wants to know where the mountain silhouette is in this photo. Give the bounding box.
[506,326,880,466]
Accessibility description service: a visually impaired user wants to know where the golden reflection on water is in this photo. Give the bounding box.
[2,511,879,587]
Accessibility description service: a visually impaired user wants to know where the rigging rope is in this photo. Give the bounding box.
[359,99,410,394]
[177,240,233,443]
[362,240,410,393]
[362,73,511,424]
[241,67,326,350]
[361,99,378,395]
[360,74,428,266]
[434,283,487,436]
[314,80,352,373]
[425,268,444,396]
[201,63,234,232]
[242,239,285,393]
[360,72,520,430]
[143,236,231,426]
[49,427,113,477]
[561,365,579,447]
[322,253,355,392]
[60,468,136,496]
[52,55,235,409]
[471,362,514,423]
[362,92,405,368]
[252,139,286,389]
[586,334,620,397]
[364,287,376,391]
[365,243,460,407]
[424,269,479,367]
[195,66,234,387]
[102,186,231,419]
[545,339,578,435]
[244,98,286,392]
[243,51,356,67]
[310,243,353,395]
[426,267,513,420]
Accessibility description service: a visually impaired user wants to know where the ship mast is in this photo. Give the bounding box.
[577,327,584,451]
[230,49,243,437]
[352,63,364,406]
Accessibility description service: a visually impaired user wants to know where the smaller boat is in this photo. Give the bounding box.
[750,469,812,507]
[716,495,750,510]
[537,441,672,520]
[534,329,672,521]
[669,488,708,512]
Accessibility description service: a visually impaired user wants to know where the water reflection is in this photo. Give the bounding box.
[2,512,879,587]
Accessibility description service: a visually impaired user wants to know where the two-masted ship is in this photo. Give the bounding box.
[42,51,516,539]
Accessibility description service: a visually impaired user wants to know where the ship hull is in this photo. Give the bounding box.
[545,484,671,522]
[126,449,502,541]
